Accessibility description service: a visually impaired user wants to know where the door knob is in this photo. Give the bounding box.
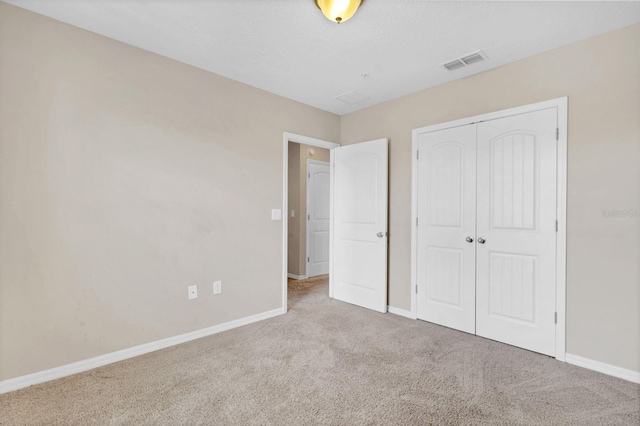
[377,232,384,238]
[477,237,486,244]
[465,236,474,243]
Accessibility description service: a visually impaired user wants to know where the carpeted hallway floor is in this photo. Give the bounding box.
[1,275,639,425]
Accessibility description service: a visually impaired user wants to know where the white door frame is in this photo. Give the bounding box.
[306,159,331,279]
[410,97,568,361]
[282,132,340,312]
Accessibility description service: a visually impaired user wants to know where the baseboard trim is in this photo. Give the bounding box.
[287,273,307,280]
[0,307,285,394]
[387,305,415,319]
[565,353,640,384]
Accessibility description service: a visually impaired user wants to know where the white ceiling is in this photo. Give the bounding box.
[5,0,640,115]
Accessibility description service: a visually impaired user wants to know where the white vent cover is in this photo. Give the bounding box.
[461,52,485,65]
[335,91,370,105]
[443,59,465,71]
[442,50,488,71]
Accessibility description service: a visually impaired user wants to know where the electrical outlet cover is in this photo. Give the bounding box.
[213,280,222,294]
[188,284,198,300]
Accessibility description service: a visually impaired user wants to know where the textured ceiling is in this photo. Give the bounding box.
[5,0,640,115]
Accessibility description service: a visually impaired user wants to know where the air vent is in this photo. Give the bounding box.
[443,59,465,71]
[442,50,488,71]
[461,52,485,65]
[335,91,370,105]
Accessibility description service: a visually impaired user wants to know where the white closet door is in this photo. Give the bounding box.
[475,108,558,356]
[307,161,330,277]
[332,138,388,313]
[416,124,477,333]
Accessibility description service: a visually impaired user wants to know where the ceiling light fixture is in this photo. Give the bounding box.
[315,0,363,24]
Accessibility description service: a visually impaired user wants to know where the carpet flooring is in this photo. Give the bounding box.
[1,275,638,425]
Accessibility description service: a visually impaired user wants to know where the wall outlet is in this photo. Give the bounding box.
[188,284,198,300]
[213,280,222,295]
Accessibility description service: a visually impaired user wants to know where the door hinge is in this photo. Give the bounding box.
[308,172,310,178]
[556,128,559,141]
[554,312,557,324]
[416,217,419,227]
[416,150,419,160]
[416,286,418,294]
[308,214,310,220]
[307,257,310,263]
[555,220,558,232]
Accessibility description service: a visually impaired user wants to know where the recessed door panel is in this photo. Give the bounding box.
[426,247,462,306]
[489,252,536,322]
[337,239,378,290]
[491,134,537,230]
[428,144,463,227]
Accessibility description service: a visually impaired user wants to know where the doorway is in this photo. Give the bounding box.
[282,133,390,314]
[286,142,331,281]
[282,133,339,311]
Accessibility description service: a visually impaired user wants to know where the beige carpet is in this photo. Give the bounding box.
[1,275,638,425]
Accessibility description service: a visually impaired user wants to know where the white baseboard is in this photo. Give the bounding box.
[287,273,307,280]
[565,353,640,384]
[0,307,285,394]
[387,305,416,319]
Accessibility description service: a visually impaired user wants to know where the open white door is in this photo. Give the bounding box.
[331,138,388,313]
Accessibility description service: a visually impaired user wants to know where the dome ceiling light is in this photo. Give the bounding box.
[315,0,364,24]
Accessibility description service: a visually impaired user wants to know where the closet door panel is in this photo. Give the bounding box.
[416,124,476,334]
[475,108,558,356]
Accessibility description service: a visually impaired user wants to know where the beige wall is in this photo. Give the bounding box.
[341,23,640,372]
[0,3,340,381]
[287,143,330,277]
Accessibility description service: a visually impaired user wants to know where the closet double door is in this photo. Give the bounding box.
[416,108,558,357]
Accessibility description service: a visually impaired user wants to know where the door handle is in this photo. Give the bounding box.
[377,232,385,238]
[477,237,486,244]
[465,236,474,243]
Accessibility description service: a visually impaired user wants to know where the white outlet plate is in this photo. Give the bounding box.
[188,284,198,300]
[213,280,222,294]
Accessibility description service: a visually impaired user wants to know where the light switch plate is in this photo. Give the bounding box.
[213,280,222,294]
[290,210,295,217]
[271,209,282,220]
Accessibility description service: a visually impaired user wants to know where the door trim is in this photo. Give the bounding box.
[306,159,330,278]
[410,97,568,361]
[282,132,339,312]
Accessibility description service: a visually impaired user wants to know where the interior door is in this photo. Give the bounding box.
[416,124,477,333]
[475,108,558,356]
[307,161,330,277]
[332,138,388,313]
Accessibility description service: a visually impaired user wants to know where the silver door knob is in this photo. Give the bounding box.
[377,232,384,238]
[465,236,473,243]
[477,237,486,244]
